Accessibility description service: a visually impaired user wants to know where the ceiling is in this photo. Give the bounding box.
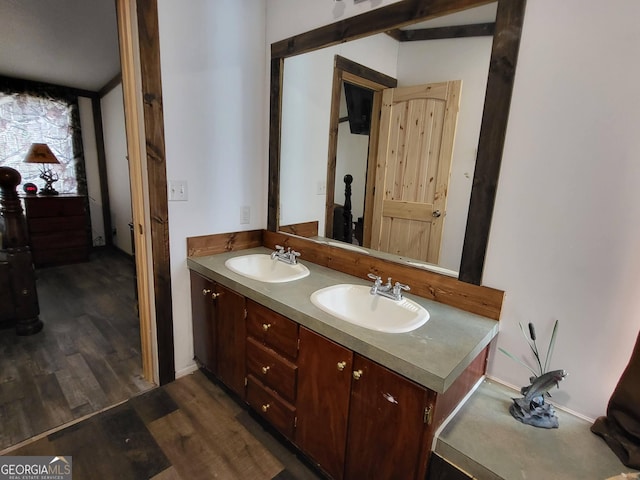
[0,0,121,92]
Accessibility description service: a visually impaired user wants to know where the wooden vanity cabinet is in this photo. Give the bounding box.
[297,327,436,480]
[190,273,487,480]
[190,271,216,372]
[345,355,436,480]
[427,453,474,480]
[189,271,246,400]
[245,300,299,440]
[215,283,247,399]
[296,327,353,480]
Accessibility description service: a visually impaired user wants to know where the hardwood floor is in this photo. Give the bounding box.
[5,371,323,480]
[0,248,153,450]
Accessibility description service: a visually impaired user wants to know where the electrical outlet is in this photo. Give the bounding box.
[168,180,188,201]
[241,205,250,225]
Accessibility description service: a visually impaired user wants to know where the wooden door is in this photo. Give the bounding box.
[215,283,247,400]
[296,327,353,480]
[370,81,461,264]
[344,355,435,480]
[189,271,216,373]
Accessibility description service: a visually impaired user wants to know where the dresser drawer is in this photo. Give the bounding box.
[247,300,298,359]
[28,215,86,233]
[24,196,86,217]
[246,375,296,439]
[246,336,297,404]
[29,230,87,250]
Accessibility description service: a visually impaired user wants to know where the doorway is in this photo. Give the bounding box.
[324,56,397,247]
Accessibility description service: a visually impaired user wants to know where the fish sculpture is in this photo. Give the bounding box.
[510,369,567,429]
[521,369,567,401]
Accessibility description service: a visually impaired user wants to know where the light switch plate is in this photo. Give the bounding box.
[168,180,188,201]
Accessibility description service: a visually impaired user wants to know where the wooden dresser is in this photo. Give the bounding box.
[23,195,90,267]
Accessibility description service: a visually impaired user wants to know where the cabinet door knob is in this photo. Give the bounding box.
[353,369,363,380]
[262,323,271,331]
[202,289,211,296]
[261,366,270,375]
[261,403,270,413]
[337,361,347,371]
[211,292,220,300]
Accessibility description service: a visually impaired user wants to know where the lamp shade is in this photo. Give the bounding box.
[23,143,60,165]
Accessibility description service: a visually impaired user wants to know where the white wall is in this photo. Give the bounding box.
[78,97,106,246]
[101,84,133,255]
[158,0,267,376]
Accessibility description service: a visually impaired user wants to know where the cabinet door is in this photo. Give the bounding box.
[189,271,216,373]
[215,283,247,400]
[345,355,435,480]
[296,327,353,480]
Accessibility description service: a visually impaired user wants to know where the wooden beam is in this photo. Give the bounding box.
[386,22,495,41]
[270,0,491,59]
[90,97,113,247]
[98,73,123,97]
[459,0,527,284]
[136,0,175,385]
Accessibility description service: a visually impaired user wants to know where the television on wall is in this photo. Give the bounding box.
[344,83,374,135]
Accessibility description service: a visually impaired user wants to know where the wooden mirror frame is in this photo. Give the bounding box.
[268,0,526,285]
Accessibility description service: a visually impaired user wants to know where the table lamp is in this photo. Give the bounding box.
[23,143,61,195]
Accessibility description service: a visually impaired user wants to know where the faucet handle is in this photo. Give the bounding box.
[394,282,410,293]
[367,273,381,284]
[275,244,285,253]
[290,249,301,257]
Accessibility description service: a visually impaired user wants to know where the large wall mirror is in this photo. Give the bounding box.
[268,0,527,285]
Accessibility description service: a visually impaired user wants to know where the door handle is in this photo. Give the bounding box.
[432,210,441,218]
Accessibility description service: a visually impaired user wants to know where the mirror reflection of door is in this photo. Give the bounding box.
[371,81,462,264]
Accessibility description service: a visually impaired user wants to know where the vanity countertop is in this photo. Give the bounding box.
[187,247,499,394]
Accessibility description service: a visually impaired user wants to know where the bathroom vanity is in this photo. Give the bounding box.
[188,233,501,480]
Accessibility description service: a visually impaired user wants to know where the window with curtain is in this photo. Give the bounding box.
[0,82,86,195]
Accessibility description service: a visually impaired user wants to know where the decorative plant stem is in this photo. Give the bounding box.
[543,320,559,374]
[503,319,559,378]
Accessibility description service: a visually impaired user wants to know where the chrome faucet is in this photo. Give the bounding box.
[367,273,410,301]
[271,245,301,265]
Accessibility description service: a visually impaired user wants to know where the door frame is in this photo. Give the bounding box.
[324,56,397,245]
[116,0,175,385]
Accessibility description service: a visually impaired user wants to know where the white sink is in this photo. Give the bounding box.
[310,284,429,333]
[225,254,310,283]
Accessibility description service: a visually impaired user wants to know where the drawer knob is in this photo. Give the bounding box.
[261,403,270,413]
[262,323,271,331]
[352,369,363,380]
[261,366,270,375]
[202,289,211,296]
[337,361,346,371]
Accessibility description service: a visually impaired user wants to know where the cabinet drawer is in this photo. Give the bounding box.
[24,197,85,217]
[246,336,297,404]
[247,300,298,359]
[246,375,296,439]
[28,215,86,233]
[29,230,87,250]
